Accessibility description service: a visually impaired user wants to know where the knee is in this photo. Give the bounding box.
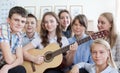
[15,65,26,73]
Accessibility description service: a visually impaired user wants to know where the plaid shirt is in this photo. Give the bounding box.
[0,23,22,59]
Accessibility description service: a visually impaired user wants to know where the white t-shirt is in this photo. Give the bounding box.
[77,62,118,73]
[31,36,69,49]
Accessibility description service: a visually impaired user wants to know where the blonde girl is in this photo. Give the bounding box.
[97,12,120,70]
[70,39,118,73]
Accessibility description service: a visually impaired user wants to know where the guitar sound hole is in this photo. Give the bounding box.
[46,53,52,60]
[44,51,53,63]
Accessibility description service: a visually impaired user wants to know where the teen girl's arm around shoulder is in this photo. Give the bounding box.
[23,38,44,65]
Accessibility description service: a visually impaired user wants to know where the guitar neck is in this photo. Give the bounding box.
[52,36,91,57]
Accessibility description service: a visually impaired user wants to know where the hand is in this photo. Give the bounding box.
[69,65,79,73]
[0,65,10,73]
[33,55,44,65]
[70,42,78,52]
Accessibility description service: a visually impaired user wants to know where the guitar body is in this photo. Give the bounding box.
[23,43,63,73]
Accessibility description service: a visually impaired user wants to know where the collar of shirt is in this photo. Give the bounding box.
[91,65,115,73]
[48,36,57,43]
[74,33,88,41]
[23,32,38,40]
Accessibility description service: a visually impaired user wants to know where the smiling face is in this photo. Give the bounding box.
[44,15,58,33]
[25,17,37,33]
[91,43,109,66]
[8,13,26,33]
[59,12,71,29]
[97,15,111,31]
[72,19,85,37]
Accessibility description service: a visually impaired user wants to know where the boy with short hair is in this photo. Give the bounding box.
[22,13,40,48]
[0,6,27,73]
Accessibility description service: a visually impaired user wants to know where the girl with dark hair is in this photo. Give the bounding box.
[58,9,73,38]
[65,14,94,73]
[23,12,69,73]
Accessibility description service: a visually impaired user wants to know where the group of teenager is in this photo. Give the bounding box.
[0,6,120,73]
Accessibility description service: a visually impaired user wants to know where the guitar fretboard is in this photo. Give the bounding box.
[52,36,91,57]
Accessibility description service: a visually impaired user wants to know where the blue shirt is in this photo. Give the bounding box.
[68,34,93,64]
[62,26,72,38]
[62,30,71,38]
[22,32,40,48]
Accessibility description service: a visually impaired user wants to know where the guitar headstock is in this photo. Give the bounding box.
[90,30,109,40]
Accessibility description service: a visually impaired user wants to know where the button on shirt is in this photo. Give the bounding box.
[68,34,93,64]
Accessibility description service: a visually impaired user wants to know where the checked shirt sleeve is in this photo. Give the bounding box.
[0,23,10,43]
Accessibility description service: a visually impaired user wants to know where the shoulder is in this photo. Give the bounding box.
[104,66,118,73]
[109,67,118,73]
[61,36,69,47]
[61,36,69,42]
[76,62,93,68]
[0,23,9,26]
[0,23,10,42]
[83,34,93,44]
[0,23,10,30]
[68,36,76,44]
[61,36,68,40]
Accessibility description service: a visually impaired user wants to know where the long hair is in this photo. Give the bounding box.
[100,12,117,48]
[40,12,62,47]
[90,39,117,69]
[58,9,73,37]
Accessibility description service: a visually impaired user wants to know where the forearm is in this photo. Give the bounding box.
[0,57,23,72]
[23,50,35,62]
[7,50,23,69]
[1,42,15,64]
[6,57,23,69]
[65,50,76,66]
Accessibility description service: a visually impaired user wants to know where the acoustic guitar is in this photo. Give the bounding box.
[23,30,109,73]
